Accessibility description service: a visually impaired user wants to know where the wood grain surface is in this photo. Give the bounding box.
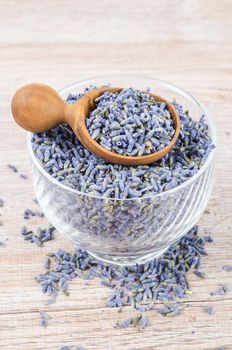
[0,1,232,349]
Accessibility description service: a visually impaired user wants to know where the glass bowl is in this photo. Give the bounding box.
[27,74,216,266]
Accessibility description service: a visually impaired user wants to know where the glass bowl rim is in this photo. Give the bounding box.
[27,74,216,202]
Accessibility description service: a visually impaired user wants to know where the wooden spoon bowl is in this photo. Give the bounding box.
[11,84,180,166]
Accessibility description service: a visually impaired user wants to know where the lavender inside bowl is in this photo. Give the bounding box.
[28,75,216,265]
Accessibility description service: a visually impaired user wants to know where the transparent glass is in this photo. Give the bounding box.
[27,75,216,266]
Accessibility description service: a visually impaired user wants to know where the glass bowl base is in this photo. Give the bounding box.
[86,248,167,266]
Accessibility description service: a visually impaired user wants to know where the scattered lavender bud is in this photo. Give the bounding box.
[21,226,33,240]
[0,221,3,227]
[8,164,18,172]
[39,310,50,327]
[210,285,229,296]
[203,306,214,315]
[24,209,36,220]
[20,174,28,180]
[115,319,132,329]
[0,240,6,247]
[203,235,214,242]
[44,257,51,269]
[194,270,207,279]
[59,346,85,350]
[223,266,232,272]
[139,314,148,329]
[0,198,4,207]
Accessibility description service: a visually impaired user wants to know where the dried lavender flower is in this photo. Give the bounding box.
[0,240,6,247]
[23,208,44,220]
[8,164,18,172]
[21,225,55,246]
[203,306,214,315]
[0,198,4,207]
[24,209,36,220]
[210,285,229,296]
[203,235,214,242]
[39,310,50,327]
[20,174,28,180]
[223,266,232,272]
[194,270,207,279]
[44,257,51,269]
[59,346,85,350]
[139,314,148,329]
[115,318,132,329]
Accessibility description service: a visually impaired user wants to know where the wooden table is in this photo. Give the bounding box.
[0,1,232,349]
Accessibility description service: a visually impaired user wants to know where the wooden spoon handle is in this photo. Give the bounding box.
[11,84,67,132]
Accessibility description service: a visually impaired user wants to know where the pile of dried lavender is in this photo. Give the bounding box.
[21,224,55,246]
[36,226,213,320]
[32,86,214,199]
[86,88,175,156]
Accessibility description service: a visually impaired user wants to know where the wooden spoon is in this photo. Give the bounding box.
[11,83,180,166]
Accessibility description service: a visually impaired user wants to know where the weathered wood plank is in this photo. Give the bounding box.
[1,301,232,350]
